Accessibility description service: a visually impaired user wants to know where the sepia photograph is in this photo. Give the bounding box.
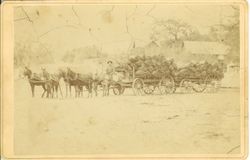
[1,0,248,159]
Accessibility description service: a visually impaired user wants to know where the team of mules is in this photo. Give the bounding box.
[23,67,111,98]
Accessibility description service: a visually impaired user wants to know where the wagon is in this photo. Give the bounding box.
[111,67,172,95]
[111,77,169,96]
[111,61,225,95]
[157,68,213,94]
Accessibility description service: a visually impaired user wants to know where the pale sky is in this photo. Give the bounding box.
[14,4,238,60]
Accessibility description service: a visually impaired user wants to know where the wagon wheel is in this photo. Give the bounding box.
[113,83,122,95]
[120,86,125,94]
[180,78,193,93]
[192,76,209,93]
[211,80,221,92]
[159,76,176,94]
[132,78,144,95]
[206,76,221,93]
[143,83,155,95]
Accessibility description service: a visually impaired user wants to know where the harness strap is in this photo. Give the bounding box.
[29,79,50,83]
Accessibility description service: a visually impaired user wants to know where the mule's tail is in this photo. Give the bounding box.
[59,82,63,98]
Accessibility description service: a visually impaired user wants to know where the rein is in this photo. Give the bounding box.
[29,79,50,84]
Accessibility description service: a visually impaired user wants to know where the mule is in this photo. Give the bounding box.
[61,68,94,98]
[50,70,64,98]
[23,67,51,98]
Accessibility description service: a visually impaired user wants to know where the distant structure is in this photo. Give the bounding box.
[130,41,160,57]
[128,40,230,64]
[183,41,230,62]
[144,41,161,56]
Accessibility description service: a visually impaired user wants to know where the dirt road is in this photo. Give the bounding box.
[14,79,240,155]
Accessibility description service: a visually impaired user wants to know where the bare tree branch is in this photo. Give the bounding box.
[39,25,78,38]
[88,29,100,42]
[72,6,82,26]
[21,7,33,23]
[124,5,150,53]
[184,6,195,14]
[144,5,158,23]
[18,7,54,57]
[109,5,115,12]
[125,15,129,33]
[230,5,239,11]
[14,17,28,22]
[124,5,138,37]
[124,15,135,52]
[127,5,138,19]
[146,5,155,16]
[227,145,240,154]
[98,5,115,15]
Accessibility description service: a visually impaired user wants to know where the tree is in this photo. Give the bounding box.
[14,41,54,67]
[208,6,240,63]
[61,45,107,63]
[151,19,195,43]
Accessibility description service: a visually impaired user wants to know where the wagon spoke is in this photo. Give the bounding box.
[132,78,144,96]
[192,77,208,93]
[180,79,193,93]
[159,76,175,94]
[112,84,123,95]
[143,84,155,94]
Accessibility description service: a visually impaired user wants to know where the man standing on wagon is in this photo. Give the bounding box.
[41,67,51,81]
[41,67,52,98]
[106,60,115,81]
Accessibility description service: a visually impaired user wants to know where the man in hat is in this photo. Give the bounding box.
[106,60,115,81]
[41,67,52,98]
[41,67,50,81]
[168,58,177,76]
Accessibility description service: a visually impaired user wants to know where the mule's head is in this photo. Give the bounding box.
[23,67,32,79]
[57,68,67,81]
[67,68,77,79]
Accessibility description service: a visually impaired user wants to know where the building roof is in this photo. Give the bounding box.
[145,41,160,49]
[183,41,229,55]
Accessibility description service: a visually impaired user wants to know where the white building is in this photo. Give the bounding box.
[183,41,230,62]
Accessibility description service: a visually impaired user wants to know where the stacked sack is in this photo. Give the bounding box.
[176,61,224,80]
[118,55,178,79]
[116,55,224,81]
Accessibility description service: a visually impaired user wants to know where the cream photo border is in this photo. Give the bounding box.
[0,0,248,159]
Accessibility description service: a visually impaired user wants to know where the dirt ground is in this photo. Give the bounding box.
[14,78,240,155]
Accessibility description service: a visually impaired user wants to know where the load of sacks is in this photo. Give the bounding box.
[115,55,224,80]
